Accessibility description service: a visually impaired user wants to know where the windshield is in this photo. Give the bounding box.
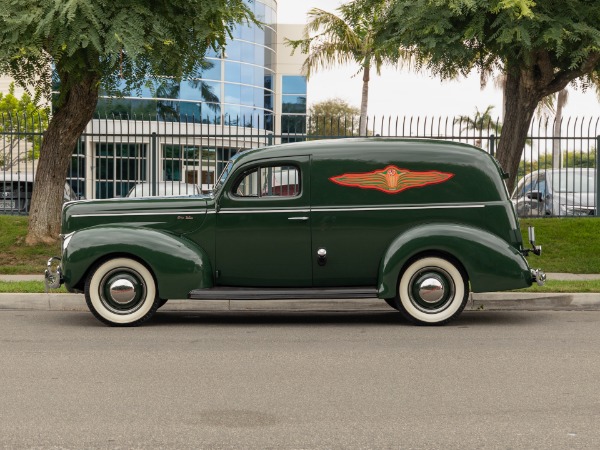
[551,171,595,193]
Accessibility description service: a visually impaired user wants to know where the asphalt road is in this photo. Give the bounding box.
[1,309,600,449]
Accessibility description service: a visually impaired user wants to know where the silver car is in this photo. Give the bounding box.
[126,181,203,198]
[512,169,596,217]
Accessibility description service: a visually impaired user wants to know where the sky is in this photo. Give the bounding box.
[278,0,600,121]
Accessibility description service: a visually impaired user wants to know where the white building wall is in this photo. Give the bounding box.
[274,24,306,119]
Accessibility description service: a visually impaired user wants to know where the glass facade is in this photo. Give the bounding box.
[96,0,277,131]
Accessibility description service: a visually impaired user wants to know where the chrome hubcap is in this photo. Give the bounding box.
[409,267,455,314]
[109,279,136,304]
[99,268,147,315]
[417,276,445,303]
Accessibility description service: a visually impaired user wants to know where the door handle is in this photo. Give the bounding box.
[288,216,309,221]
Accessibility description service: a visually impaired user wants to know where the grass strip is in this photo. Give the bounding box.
[0,281,68,293]
[514,279,600,293]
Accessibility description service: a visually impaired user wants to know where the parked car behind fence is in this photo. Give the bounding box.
[0,172,77,215]
[512,169,596,217]
[126,182,204,198]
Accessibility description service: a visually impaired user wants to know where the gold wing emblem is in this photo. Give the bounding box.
[330,165,454,194]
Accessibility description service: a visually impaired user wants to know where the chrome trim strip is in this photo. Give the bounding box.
[313,204,486,212]
[71,211,204,218]
[218,203,486,214]
[219,208,310,214]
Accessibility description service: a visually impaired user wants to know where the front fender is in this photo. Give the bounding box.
[378,223,532,298]
[62,227,213,299]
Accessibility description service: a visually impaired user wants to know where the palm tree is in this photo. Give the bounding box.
[286,0,400,136]
[456,106,502,149]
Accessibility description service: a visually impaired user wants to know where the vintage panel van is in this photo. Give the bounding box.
[45,138,544,326]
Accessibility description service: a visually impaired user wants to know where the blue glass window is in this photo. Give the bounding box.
[202,58,221,81]
[225,61,241,83]
[253,45,265,67]
[225,40,241,62]
[240,85,255,106]
[224,83,241,104]
[241,64,255,86]
[181,80,221,103]
[255,2,266,22]
[264,94,272,111]
[282,76,307,95]
[240,42,256,64]
[240,23,255,41]
[264,75,273,91]
[282,95,307,114]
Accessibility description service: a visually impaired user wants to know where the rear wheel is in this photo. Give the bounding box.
[393,256,468,325]
[84,257,159,326]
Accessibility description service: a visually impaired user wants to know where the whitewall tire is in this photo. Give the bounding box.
[84,257,159,326]
[395,256,468,325]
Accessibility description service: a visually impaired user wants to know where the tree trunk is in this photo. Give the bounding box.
[552,89,568,169]
[26,75,100,245]
[359,64,370,136]
[496,70,540,193]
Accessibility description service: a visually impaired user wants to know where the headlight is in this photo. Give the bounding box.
[61,232,75,253]
[563,205,590,216]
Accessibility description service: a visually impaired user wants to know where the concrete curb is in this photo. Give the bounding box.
[1,292,600,313]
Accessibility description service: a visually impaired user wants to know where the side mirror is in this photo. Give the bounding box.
[526,190,543,201]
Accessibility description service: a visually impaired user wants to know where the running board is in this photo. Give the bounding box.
[188,287,378,300]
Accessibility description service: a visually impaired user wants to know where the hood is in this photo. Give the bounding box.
[62,194,213,236]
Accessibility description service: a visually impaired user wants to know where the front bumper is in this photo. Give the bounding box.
[44,256,63,290]
[530,268,546,286]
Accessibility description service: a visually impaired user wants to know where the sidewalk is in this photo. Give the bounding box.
[0,273,599,312]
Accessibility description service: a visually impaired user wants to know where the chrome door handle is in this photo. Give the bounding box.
[288,216,309,221]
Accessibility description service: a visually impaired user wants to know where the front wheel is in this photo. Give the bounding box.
[393,256,469,325]
[84,257,160,326]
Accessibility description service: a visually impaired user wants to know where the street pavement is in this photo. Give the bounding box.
[1,309,600,448]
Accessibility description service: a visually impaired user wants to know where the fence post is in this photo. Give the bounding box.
[489,134,495,157]
[267,133,273,146]
[596,136,600,217]
[151,131,157,196]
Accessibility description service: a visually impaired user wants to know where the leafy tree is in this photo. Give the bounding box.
[0,1,255,244]
[308,98,361,137]
[380,0,600,191]
[0,84,49,169]
[287,0,400,136]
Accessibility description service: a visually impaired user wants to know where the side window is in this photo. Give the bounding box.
[521,176,538,196]
[261,166,299,197]
[233,165,300,198]
[537,178,546,196]
[234,168,259,197]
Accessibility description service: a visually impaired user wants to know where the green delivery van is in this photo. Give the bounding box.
[46,138,544,326]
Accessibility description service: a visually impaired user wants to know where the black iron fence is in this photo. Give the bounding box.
[1,113,599,218]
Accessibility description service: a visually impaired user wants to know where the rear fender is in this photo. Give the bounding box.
[378,223,532,298]
[62,227,213,298]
